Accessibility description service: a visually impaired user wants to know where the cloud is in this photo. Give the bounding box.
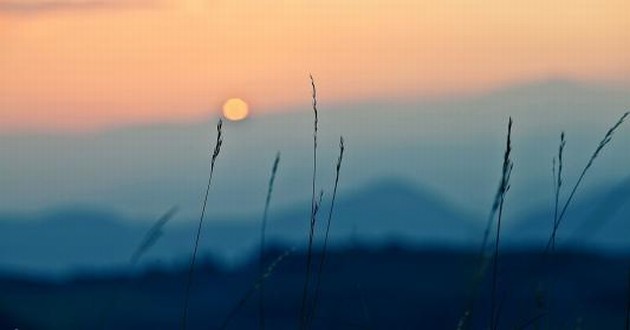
[0,0,158,14]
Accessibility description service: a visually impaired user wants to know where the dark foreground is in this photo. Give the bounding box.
[1,246,628,329]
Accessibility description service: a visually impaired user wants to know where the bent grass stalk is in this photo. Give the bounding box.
[181,119,224,330]
[258,152,281,330]
[308,136,345,326]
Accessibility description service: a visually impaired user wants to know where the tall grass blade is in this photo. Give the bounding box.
[299,74,320,329]
[534,133,566,328]
[551,132,566,253]
[258,152,281,330]
[490,117,513,330]
[457,119,514,330]
[181,119,224,330]
[309,136,345,325]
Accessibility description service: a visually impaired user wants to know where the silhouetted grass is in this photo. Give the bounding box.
[533,132,566,328]
[457,118,514,330]
[300,74,320,330]
[551,132,566,254]
[130,206,179,265]
[545,111,628,253]
[258,152,281,330]
[525,112,629,329]
[309,136,345,325]
[181,119,224,330]
[489,117,514,330]
[98,207,178,329]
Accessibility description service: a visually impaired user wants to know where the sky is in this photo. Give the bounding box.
[1,0,630,133]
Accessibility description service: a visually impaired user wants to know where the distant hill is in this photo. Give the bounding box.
[2,175,630,276]
[265,179,480,245]
[0,179,482,275]
[507,176,630,251]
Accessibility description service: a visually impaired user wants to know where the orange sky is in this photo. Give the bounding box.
[1,0,630,132]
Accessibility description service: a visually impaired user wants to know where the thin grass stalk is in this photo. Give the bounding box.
[219,248,295,330]
[479,191,507,258]
[545,111,628,252]
[98,207,178,329]
[490,117,513,330]
[130,206,179,265]
[258,153,281,330]
[534,133,566,329]
[308,136,345,326]
[299,74,319,329]
[490,178,508,330]
[457,119,515,330]
[181,119,224,330]
[457,216,497,330]
[551,132,565,253]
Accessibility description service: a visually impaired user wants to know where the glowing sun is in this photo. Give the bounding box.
[222,98,249,122]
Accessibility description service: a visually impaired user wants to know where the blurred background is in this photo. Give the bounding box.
[1,0,629,328]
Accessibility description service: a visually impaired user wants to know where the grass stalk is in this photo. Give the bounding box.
[545,112,628,253]
[309,136,345,325]
[181,119,224,330]
[457,119,515,330]
[130,206,179,265]
[551,132,566,254]
[299,74,320,329]
[490,117,514,330]
[258,152,281,330]
[98,207,178,329]
[534,133,566,328]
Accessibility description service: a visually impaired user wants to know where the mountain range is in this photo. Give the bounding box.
[1,177,629,276]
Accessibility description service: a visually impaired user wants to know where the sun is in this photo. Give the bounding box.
[222,98,249,122]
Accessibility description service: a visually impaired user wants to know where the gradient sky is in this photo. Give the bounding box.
[1,0,630,132]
